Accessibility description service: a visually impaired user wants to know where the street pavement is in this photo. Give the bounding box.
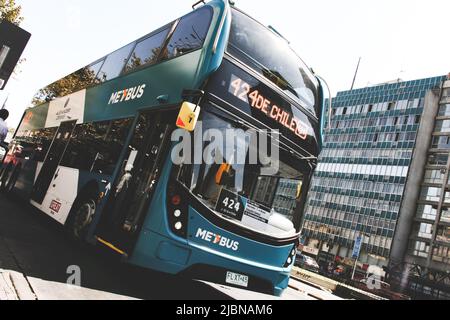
[0,192,339,300]
[0,193,232,300]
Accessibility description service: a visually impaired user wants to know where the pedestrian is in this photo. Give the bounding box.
[0,109,9,144]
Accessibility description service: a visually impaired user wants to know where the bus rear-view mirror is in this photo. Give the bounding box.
[176,102,200,132]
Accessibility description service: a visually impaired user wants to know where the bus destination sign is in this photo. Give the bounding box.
[228,74,309,140]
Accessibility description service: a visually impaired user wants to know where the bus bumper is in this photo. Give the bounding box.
[130,229,292,297]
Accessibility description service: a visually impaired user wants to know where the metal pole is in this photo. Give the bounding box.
[350,57,362,91]
[351,233,363,280]
[1,94,8,109]
[352,255,359,280]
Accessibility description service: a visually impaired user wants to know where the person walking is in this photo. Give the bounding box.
[0,109,9,144]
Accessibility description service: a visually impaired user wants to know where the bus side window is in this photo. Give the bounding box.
[97,43,135,82]
[60,118,133,175]
[34,127,58,162]
[161,7,212,61]
[122,28,170,75]
[91,118,133,175]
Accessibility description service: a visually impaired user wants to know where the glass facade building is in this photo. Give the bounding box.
[301,76,446,269]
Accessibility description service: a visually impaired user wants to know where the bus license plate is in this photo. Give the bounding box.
[226,271,249,288]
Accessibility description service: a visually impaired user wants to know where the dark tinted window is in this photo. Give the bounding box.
[13,127,57,161]
[87,59,104,83]
[123,28,170,74]
[61,118,133,175]
[228,9,319,116]
[97,43,135,82]
[161,7,212,60]
[33,128,58,161]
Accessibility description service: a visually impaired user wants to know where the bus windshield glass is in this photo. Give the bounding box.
[228,9,319,117]
[181,109,306,239]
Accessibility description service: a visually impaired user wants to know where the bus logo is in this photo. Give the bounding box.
[195,228,239,251]
[108,84,146,105]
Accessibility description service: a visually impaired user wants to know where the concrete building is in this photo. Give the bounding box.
[389,77,450,299]
[301,75,450,298]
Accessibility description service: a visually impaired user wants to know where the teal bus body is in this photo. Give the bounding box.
[1,0,326,296]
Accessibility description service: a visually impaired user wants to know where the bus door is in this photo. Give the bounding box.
[31,120,77,204]
[96,109,175,255]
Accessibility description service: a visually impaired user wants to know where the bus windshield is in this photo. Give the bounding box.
[181,109,306,239]
[228,8,319,117]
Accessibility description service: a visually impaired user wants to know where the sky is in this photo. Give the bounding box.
[1,0,450,129]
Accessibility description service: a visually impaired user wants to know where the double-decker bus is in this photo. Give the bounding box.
[0,0,329,296]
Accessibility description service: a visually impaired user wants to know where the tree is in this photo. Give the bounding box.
[32,67,99,106]
[0,0,23,26]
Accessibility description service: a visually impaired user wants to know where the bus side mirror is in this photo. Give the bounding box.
[176,102,200,132]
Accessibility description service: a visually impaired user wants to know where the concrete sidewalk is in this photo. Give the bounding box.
[0,268,138,300]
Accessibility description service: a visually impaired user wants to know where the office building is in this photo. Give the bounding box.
[301,75,448,297]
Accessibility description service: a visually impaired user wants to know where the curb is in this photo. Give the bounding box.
[0,269,37,300]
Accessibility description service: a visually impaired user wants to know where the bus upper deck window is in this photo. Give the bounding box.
[97,42,135,82]
[161,7,213,61]
[123,28,170,74]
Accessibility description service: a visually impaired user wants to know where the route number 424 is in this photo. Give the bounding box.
[222,197,241,212]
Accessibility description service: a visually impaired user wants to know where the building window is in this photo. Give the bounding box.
[409,240,430,258]
[441,207,450,223]
[432,245,450,264]
[416,204,437,221]
[387,102,395,111]
[431,136,450,149]
[419,187,441,202]
[423,169,445,184]
[436,226,450,244]
[442,88,450,98]
[438,104,450,117]
[435,119,450,133]
[415,223,434,239]
[427,153,449,166]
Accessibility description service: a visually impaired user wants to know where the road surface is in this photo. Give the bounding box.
[0,192,339,300]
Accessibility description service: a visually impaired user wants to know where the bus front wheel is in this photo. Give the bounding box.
[66,198,96,240]
[0,164,18,193]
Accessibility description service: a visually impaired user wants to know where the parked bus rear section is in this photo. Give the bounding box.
[0,0,329,296]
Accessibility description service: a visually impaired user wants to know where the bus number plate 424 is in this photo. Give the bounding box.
[215,189,246,221]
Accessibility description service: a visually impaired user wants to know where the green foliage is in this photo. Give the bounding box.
[32,68,98,106]
[0,0,23,26]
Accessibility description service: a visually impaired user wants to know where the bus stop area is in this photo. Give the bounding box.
[0,193,341,300]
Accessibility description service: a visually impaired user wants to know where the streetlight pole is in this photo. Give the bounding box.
[351,233,371,280]
[351,248,361,280]
[351,233,363,280]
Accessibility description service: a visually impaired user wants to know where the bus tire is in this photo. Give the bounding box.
[4,165,19,193]
[0,163,14,192]
[66,197,97,241]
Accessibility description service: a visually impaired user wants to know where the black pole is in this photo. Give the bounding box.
[1,94,7,109]
[351,57,362,91]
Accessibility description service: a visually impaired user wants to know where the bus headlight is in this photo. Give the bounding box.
[283,245,297,268]
[167,182,188,239]
[174,222,183,230]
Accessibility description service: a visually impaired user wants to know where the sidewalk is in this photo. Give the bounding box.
[0,268,138,300]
